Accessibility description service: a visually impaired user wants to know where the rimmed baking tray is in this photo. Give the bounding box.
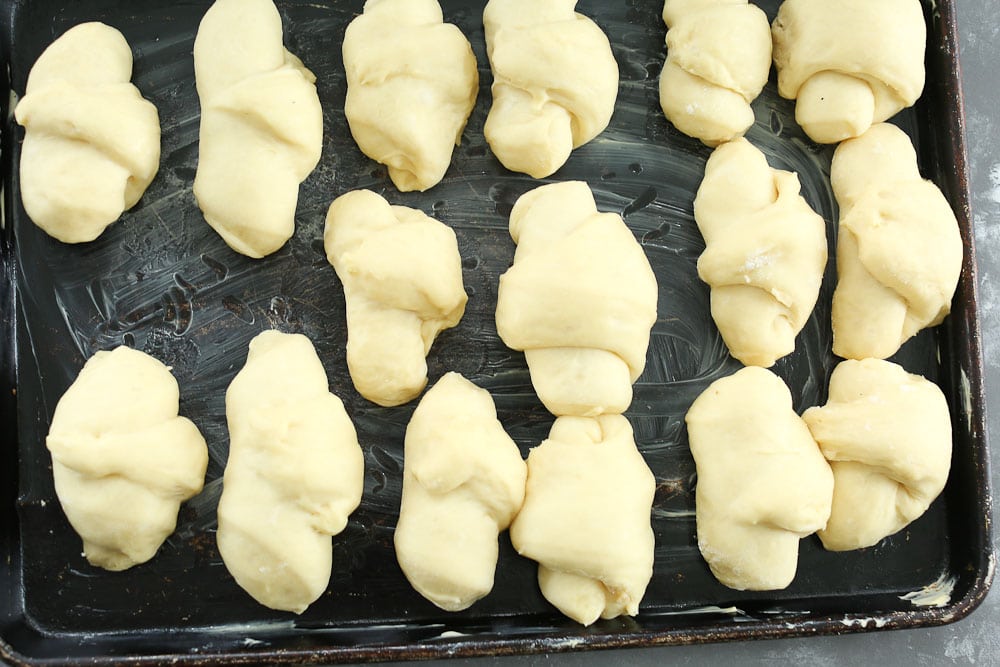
[0,0,992,664]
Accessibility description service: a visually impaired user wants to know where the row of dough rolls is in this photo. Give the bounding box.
[660,0,926,147]
[46,330,953,608]
[694,123,962,368]
[493,180,659,622]
[44,335,655,623]
[15,0,621,255]
[396,373,655,625]
[46,332,365,614]
[686,360,952,591]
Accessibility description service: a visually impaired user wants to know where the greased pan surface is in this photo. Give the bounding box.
[0,0,991,663]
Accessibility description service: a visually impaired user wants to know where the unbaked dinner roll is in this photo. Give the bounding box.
[772,0,926,144]
[194,0,323,258]
[343,0,478,192]
[15,22,160,243]
[483,0,619,178]
[685,367,833,590]
[830,123,962,360]
[802,359,952,551]
[659,0,771,146]
[395,373,526,611]
[325,189,467,407]
[509,415,655,625]
[46,346,207,571]
[694,138,827,367]
[495,181,658,417]
[218,331,364,614]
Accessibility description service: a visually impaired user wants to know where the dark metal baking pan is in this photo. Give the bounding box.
[0,0,992,664]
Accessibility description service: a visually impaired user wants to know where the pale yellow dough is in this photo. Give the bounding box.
[395,372,527,611]
[217,331,364,613]
[694,138,827,367]
[830,123,962,360]
[495,181,658,417]
[46,346,207,571]
[772,0,926,144]
[14,22,160,243]
[659,0,771,146]
[193,0,323,258]
[509,415,655,625]
[483,0,619,178]
[802,359,952,551]
[343,0,478,192]
[324,190,467,407]
[685,367,833,590]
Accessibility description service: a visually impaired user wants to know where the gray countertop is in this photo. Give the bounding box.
[378,1,1000,665]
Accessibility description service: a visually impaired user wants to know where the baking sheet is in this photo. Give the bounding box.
[0,0,992,664]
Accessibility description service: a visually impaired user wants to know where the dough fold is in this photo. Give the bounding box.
[193,0,323,258]
[802,359,952,551]
[395,372,527,611]
[685,367,833,590]
[483,0,619,178]
[14,22,160,243]
[325,189,467,407]
[217,331,364,613]
[46,346,207,571]
[659,0,771,146]
[495,181,658,417]
[771,0,926,144]
[830,123,962,360]
[509,415,655,625]
[343,0,478,192]
[694,138,827,367]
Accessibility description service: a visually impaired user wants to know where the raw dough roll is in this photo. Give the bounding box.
[217,331,364,613]
[694,138,827,367]
[46,346,207,571]
[509,415,655,625]
[685,367,833,590]
[772,0,926,144]
[659,0,771,146]
[830,123,962,360]
[495,181,658,417]
[395,372,527,611]
[324,189,467,407]
[483,0,619,178]
[802,359,952,551]
[343,0,479,192]
[193,0,323,258]
[14,22,160,243]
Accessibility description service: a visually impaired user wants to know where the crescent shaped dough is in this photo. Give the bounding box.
[343,0,479,192]
[46,347,207,571]
[509,415,655,626]
[324,189,467,407]
[802,359,952,551]
[193,0,323,258]
[694,138,827,367]
[217,331,365,613]
[395,372,526,611]
[14,22,160,243]
[659,0,771,146]
[495,181,658,417]
[685,367,833,590]
[830,123,962,360]
[772,0,926,144]
[483,0,619,178]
